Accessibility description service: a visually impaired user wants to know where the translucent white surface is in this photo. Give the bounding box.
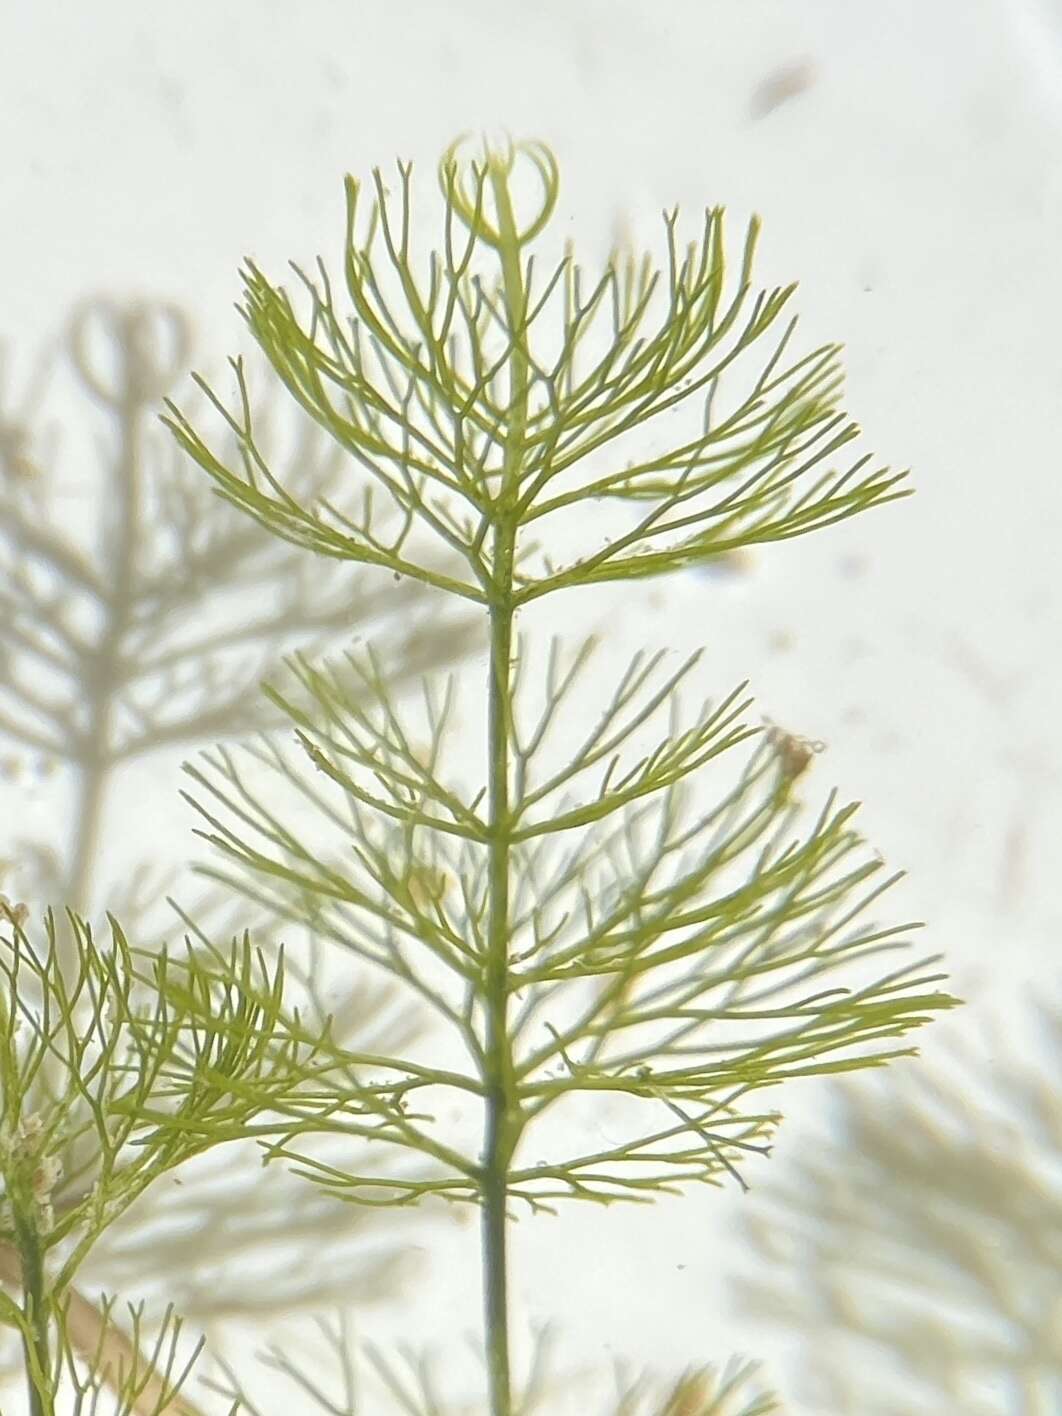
[2,2,1060,1411]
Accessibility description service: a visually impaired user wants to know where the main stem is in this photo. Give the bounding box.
[483,573,517,1416]
[481,153,530,1416]
[13,1210,51,1416]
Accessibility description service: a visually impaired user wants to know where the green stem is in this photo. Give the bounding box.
[480,150,531,1416]
[483,575,517,1416]
[13,1210,51,1416]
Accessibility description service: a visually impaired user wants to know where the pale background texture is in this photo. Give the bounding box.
[2,2,1059,1411]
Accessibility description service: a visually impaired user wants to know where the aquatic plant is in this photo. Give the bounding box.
[160,135,957,1412]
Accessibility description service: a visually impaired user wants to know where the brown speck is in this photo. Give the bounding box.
[764,722,825,789]
[0,895,28,928]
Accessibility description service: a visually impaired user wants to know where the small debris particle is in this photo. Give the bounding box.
[750,60,817,120]
[838,554,869,579]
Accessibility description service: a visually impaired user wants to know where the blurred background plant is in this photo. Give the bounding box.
[209,1319,780,1416]
[0,227,793,1416]
[0,299,478,1407]
[729,1001,1062,1414]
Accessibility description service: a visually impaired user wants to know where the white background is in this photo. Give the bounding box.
[3,2,1060,1411]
